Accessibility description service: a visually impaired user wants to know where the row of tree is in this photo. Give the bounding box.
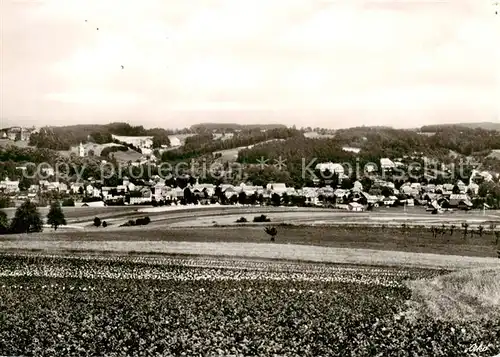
[0,201,66,234]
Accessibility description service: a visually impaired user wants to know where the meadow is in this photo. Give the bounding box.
[3,222,500,259]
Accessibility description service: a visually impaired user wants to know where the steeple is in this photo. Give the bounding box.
[79,142,85,157]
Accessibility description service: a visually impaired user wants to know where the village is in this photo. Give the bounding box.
[0,160,492,213]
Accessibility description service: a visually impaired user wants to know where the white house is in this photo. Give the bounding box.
[352,181,363,192]
[380,158,395,171]
[112,134,153,149]
[168,136,182,147]
[266,183,288,195]
[348,202,364,212]
[0,177,20,193]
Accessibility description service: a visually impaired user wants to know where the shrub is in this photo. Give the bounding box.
[264,226,278,241]
[236,217,248,223]
[61,198,75,207]
[102,221,107,228]
[253,214,271,223]
[93,217,101,227]
[135,216,151,226]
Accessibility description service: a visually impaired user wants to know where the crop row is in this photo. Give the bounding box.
[0,253,442,288]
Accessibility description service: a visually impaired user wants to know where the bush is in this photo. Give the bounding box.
[253,214,271,223]
[93,217,101,227]
[135,216,151,226]
[61,198,75,207]
[236,217,248,223]
[102,221,107,228]
[121,217,151,227]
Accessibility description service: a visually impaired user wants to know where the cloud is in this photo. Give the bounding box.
[0,0,498,128]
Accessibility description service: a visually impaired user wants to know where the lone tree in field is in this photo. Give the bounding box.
[264,226,278,242]
[93,217,101,227]
[46,201,66,231]
[10,200,43,234]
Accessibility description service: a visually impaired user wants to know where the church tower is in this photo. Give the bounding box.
[79,142,85,157]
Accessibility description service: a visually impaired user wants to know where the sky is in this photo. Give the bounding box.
[1,0,499,129]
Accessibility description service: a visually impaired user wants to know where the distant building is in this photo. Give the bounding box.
[1,126,34,141]
[348,202,364,212]
[79,142,85,157]
[380,158,395,171]
[168,136,182,147]
[0,177,20,193]
[112,135,153,149]
[342,146,361,154]
[266,183,287,195]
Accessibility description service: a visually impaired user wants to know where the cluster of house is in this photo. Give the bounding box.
[74,135,184,158]
[0,126,37,141]
[0,169,487,211]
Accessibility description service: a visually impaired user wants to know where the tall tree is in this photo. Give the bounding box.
[46,201,66,231]
[0,210,8,234]
[271,193,281,206]
[10,200,43,233]
[238,191,247,205]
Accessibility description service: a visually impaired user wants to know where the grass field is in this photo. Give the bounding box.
[3,206,500,261]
